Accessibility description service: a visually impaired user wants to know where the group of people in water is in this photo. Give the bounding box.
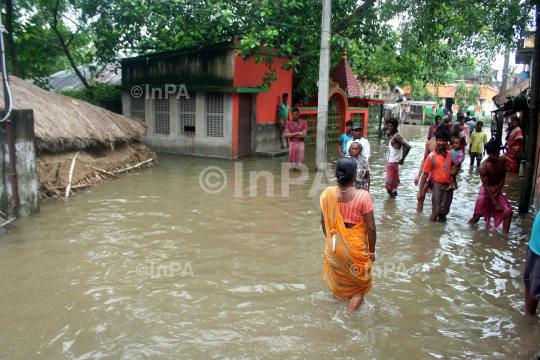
[274,94,536,315]
[322,114,518,314]
[275,93,538,317]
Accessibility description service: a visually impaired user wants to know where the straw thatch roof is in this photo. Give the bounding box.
[493,78,530,107]
[0,75,146,152]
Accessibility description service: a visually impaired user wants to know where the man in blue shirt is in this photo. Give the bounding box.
[466,114,476,136]
[338,120,354,157]
[524,176,540,314]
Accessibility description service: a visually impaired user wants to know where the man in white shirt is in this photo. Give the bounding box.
[346,123,370,162]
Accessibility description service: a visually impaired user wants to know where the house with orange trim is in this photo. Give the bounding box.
[119,41,292,158]
[403,83,499,116]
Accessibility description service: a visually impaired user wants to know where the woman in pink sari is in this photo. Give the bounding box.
[504,117,523,173]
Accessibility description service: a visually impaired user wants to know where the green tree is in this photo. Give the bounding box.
[467,84,481,110]
[410,81,434,101]
[454,82,469,112]
[2,0,102,94]
[7,0,534,103]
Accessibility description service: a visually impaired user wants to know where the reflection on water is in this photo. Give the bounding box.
[0,125,539,359]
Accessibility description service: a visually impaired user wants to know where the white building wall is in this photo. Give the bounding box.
[122,90,234,158]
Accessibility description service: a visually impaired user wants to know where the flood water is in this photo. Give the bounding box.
[1,125,540,359]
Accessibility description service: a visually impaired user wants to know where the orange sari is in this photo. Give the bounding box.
[320,186,373,300]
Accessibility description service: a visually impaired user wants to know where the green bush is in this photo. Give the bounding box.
[59,83,121,109]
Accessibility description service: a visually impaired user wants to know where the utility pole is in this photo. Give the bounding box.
[519,4,540,213]
[315,0,331,170]
[501,48,510,92]
[0,0,18,208]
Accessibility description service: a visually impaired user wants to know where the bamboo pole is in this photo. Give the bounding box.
[113,158,154,173]
[65,151,80,199]
[0,217,16,228]
[42,163,60,183]
[86,165,119,178]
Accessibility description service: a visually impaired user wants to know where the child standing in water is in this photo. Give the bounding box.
[447,137,465,190]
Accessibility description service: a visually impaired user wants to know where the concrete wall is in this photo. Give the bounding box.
[121,44,235,88]
[0,109,39,217]
[253,122,281,152]
[233,50,293,124]
[123,90,234,158]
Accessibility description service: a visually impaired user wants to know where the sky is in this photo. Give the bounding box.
[492,52,519,82]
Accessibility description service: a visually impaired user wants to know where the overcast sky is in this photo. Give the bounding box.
[492,52,528,82]
[493,52,513,79]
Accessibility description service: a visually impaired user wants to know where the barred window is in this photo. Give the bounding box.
[132,96,145,122]
[206,92,224,137]
[179,92,196,136]
[155,98,170,134]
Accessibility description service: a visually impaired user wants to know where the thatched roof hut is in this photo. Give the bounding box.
[0,76,146,152]
[493,78,530,107]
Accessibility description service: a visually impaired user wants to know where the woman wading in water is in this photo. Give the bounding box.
[347,141,370,191]
[320,157,377,314]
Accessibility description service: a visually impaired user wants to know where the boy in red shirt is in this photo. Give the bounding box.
[417,128,452,222]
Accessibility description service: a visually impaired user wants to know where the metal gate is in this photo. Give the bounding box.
[367,103,382,136]
[302,96,344,147]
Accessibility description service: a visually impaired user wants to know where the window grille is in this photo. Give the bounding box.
[132,96,145,122]
[179,92,196,136]
[206,92,224,137]
[155,98,170,134]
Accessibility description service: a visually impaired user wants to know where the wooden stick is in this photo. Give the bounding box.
[86,165,119,178]
[42,163,60,183]
[71,184,93,189]
[0,217,16,228]
[52,183,94,190]
[113,158,154,174]
[65,151,80,199]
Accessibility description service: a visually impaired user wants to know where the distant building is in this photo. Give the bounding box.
[403,83,499,116]
[120,41,292,158]
[36,63,121,92]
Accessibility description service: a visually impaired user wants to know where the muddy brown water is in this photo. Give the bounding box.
[1,125,539,359]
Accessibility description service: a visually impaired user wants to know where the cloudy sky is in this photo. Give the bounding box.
[492,52,529,82]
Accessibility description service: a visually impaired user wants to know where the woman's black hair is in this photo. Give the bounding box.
[512,116,521,127]
[335,157,357,185]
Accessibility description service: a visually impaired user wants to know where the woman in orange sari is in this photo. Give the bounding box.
[320,157,377,315]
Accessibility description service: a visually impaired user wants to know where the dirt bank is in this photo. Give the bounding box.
[38,141,157,199]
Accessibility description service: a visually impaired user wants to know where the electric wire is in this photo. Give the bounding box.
[0,2,12,219]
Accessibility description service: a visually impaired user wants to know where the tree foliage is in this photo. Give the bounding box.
[454,81,469,112]
[454,82,481,112]
[3,0,536,105]
[410,81,434,101]
[59,83,121,109]
[467,83,481,109]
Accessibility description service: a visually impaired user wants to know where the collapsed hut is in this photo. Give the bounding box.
[0,76,157,200]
